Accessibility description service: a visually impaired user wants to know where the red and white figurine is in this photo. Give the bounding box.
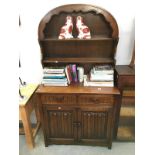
[76,16,91,39]
[58,16,73,39]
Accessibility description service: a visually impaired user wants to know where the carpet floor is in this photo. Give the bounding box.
[19,129,135,155]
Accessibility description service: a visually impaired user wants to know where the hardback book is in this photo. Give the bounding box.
[42,83,68,86]
[65,65,72,84]
[42,78,67,82]
[43,75,66,79]
[42,77,68,87]
[93,65,114,74]
[84,75,114,87]
[90,70,113,81]
[77,67,84,82]
[43,67,65,74]
[43,73,65,76]
[72,64,78,83]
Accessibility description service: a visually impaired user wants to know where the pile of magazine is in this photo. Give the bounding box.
[42,67,68,86]
[84,65,114,87]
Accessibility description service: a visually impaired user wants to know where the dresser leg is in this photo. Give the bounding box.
[108,145,112,149]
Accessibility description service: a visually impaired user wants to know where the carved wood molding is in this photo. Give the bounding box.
[38,4,119,40]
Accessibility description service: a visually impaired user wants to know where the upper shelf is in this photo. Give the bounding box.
[40,35,115,42]
[43,57,114,64]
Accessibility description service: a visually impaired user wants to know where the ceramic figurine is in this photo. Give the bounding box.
[76,16,91,39]
[58,16,73,39]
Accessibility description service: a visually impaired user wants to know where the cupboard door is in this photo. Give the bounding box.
[43,106,77,145]
[78,106,113,148]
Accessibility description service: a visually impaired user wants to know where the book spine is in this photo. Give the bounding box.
[43,76,66,79]
[65,66,71,84]
[68,65,72,83]
[69,64,74,83]
[77,67,84,82]
[43,83,68,86]
[43,73,65,76]
[72,64,78,83]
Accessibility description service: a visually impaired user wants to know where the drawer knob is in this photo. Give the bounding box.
[58,106,62,110]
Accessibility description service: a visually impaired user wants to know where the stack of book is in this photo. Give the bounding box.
[42,67,68,86]
[84,65,114,87]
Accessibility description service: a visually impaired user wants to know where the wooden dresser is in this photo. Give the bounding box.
[36,4,121,149]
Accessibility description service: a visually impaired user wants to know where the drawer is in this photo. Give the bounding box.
[118,76,135,88]
[78,95,114,106]
[41,95,76,105]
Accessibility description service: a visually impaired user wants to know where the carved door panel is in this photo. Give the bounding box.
[77,106,114,147]
[43,105,77,145]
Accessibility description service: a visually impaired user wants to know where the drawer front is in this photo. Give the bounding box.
[78,95,114,106]
[41,95,76,105]
[118,76,135,88]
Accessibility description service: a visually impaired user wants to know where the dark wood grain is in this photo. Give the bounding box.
[37,85,120,95]
[37,4,121,149]
[38,4,119,39]
[38,4,119,68]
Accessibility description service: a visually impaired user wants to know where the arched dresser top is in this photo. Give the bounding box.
[38,4,119,40]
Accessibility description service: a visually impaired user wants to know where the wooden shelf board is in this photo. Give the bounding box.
[40,35,114,42]
[43,57,114,64]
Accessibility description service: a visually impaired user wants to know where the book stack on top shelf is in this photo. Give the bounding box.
[84,65,114,87]
[42,67,68,86]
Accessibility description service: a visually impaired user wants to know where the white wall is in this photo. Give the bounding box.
[19,0,135,83]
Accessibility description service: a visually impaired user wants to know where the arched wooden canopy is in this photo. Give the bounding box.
[38,4,119,40]
[38,4,119,67]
